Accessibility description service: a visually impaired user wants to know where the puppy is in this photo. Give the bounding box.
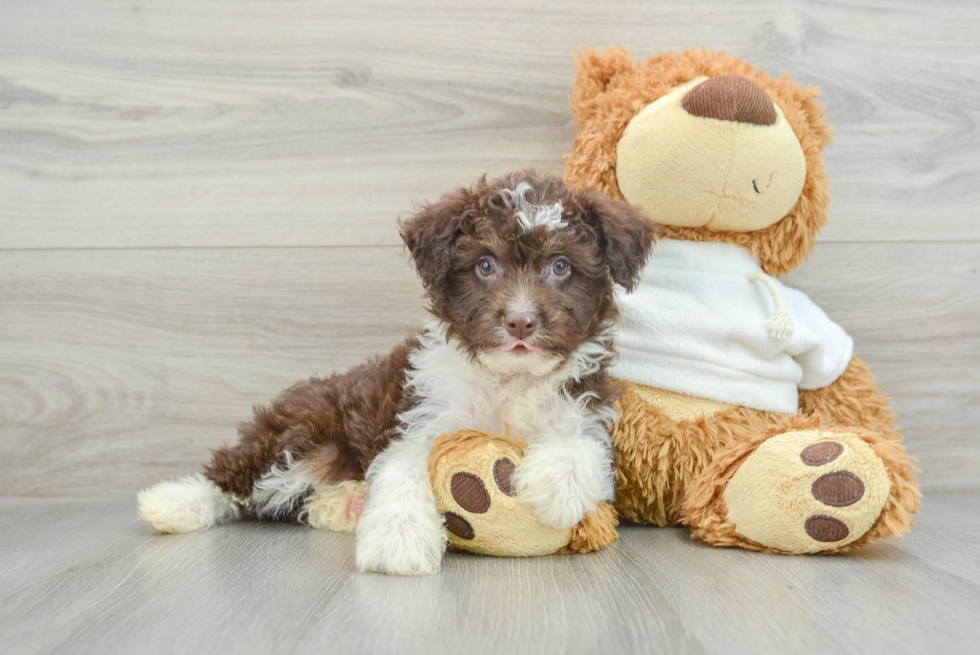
[137,171,654,575]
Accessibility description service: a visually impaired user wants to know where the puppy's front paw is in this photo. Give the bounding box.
[355,507,447,576]
[513,443,613,530]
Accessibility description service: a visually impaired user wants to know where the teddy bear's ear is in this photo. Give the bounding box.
[798,85,835,150]
[570,46,635,126]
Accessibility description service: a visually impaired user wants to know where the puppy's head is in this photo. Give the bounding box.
[400,170,655,376]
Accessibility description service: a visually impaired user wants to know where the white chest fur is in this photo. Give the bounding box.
[397,323,616,446]
[357,323,619,575]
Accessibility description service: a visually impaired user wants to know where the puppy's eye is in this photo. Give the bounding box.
[476,257,496,278]
[551,257,570,278]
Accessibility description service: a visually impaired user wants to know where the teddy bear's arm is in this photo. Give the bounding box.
[798,356,900,442]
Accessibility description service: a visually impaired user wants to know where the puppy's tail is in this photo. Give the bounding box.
[137,474,239,534]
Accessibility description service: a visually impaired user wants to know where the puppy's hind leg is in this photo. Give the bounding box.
[304,480,370,532]
[138,474,239,534]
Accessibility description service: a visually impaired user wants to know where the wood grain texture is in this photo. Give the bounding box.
[1,492,979,655]
[0,242,977,496]
[1,0,979,248]
[0,246,429,497]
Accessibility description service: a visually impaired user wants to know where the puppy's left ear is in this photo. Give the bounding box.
[575,189,656,292]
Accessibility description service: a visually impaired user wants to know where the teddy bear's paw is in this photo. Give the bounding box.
[429,431,573,557]
[723,430,891,554]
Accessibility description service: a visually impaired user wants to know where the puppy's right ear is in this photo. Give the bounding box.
[398,188,471,292]
[574,188,657,292]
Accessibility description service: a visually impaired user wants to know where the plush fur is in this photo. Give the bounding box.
[564,46,921,554]
[137,170,653,575]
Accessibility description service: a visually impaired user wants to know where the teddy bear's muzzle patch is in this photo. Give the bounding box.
[614,74,807,233]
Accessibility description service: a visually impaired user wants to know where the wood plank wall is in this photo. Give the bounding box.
[1,0,978,496]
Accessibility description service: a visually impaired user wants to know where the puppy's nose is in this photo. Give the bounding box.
[504,311,536,340]
[681,75,777,126]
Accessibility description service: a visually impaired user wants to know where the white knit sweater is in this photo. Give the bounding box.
[610,239,853,414]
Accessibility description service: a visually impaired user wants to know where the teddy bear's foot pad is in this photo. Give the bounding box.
[429,430,618,557]
[723,430,890,553]
[430,433,572,556]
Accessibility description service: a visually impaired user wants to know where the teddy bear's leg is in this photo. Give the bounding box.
[559,502,619,554]
[610,380,748,527]
[799,357,902,440]
[428,430,617,557]
[682,418,920,554]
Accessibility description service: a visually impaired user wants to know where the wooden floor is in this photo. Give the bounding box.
[2,0,980,652]
[1,492,978,655]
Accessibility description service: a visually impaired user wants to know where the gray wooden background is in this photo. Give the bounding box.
[2,0,978,499]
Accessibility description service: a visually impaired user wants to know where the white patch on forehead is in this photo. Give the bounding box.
[499,182,566,234]
[505,287,536,314]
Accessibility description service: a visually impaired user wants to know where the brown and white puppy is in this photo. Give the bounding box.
[137,171,654,575]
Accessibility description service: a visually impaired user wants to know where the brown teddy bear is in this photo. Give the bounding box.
[561,46,921,554]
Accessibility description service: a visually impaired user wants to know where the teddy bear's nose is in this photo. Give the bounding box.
[681,75,777,126]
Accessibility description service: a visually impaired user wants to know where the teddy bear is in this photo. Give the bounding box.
[558,46,921,554]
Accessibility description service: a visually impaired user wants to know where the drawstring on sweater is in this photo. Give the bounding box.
[746,274,795,340]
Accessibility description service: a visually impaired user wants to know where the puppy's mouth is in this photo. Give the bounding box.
[477,334,561,376]
[499,339,542,355]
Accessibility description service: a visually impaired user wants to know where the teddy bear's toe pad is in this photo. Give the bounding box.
[443,511,476,540]
[723,430,890,553]
[450,472,491,513]
[804,515,850,542]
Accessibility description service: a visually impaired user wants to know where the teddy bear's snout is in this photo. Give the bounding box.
[681,74,777,126]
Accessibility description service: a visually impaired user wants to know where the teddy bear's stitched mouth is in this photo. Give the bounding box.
[752,172,775,194]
